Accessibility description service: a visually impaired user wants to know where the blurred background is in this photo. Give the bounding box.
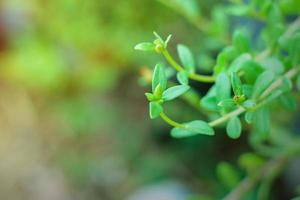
[0,0,299,200]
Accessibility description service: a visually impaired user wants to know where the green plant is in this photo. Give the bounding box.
[135,0,300,199]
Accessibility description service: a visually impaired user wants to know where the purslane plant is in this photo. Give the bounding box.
[135,0,300,199]
[135,21,300,139]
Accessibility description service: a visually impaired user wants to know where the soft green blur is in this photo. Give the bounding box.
[2,0,298,200]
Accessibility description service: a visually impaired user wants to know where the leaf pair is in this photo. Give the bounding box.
[148,64,190,119]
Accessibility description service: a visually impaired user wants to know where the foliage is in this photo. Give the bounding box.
[136,0,300,199]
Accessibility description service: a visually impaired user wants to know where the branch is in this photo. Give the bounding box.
[208,17,300,127]
[223,142,300,200]
[208,67,298,128]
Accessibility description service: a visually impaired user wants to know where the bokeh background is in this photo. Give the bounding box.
[0,0,299,200]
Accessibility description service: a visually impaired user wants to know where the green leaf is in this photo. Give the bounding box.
[145,93,155,101]
[238,153,265,174]
[218,99,236,110]
[245,112,254,124]
[253,107,270,139]
[226,117,242,139]
[231,72,243,96]
[297,74,300,91]
[290,33,300,65]
[176,71,189,85]
[201,96,218,111]
[217,162,240,189]
[261,90,283,106]
[216,72,231,101]
[252,70,275,98]
[243,100,256,110]
[149,102,163,119]
[153,31,164,43]
[162,85,190,101]
[153,84,163,99]
[177,44,195,73]
[228,53,252,73]
[165,34,172,47]
[280,95,297,111]
[171,120,214,138]
[134,42,155,51]
[185,120,215,135]
[240,60,263,84]
[201,86,218,111]
[281,77,292,92]
[152,64,167,92]
[214,46,238,75]
[174,0,200,18]
[171,128,195,138]
[226,4,250,16]
[233,30,250,53]
[260,57,284,75]
[242,84,253,98]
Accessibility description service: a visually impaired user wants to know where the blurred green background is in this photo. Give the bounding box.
[0,0,299,200]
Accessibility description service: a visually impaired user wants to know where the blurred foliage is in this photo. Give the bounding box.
[0,0,299,200]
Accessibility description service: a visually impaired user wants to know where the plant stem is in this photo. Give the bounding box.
[162,50,185,72]
[208,107,245,127]
[162,50,215,83]
[208,67,299,127]
[160,112,185,128]
[223,141,300,200]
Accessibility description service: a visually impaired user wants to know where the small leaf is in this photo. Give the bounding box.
[281,77,293,92]
[233,30,250,53]
[201,86,219,111]
[226,117,242,139]
[153,31,164,43]
[171,128,195,138]
[242,84,253,98]
[162,85,190,101]
[134,42,155,51]
[253,107,270,139]
[240,60,263,83]
[262,90,283,106]
[228,53,252,73]
[171,120,214,138]
[177,71,189,85]
[177,44,195,73]
[260,57,284,75]
[145,93,155,101]
[152,64,167,92]
[216,72,231,101]
[165,34,172,47]
[218,99,236,109]
[243,100,256,110]
[252,70,275,98]
[280,95,297,111]
[231,72,243,96]
[149,102,163,119]
[214,46,238,75]
[297,74,300,91]
[290,33,300,65]
[185,120,215,136]
[153,84,163,99]
[245,112,254,124]
[226,4,250,16]
[238,153,265,174]
[216,162,240,189]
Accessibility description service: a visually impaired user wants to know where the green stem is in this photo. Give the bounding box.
[223,141,300,200]
[160,112,185,128]
[162,50,215,83]
[208,67,299,127]
[162,50,184,72]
